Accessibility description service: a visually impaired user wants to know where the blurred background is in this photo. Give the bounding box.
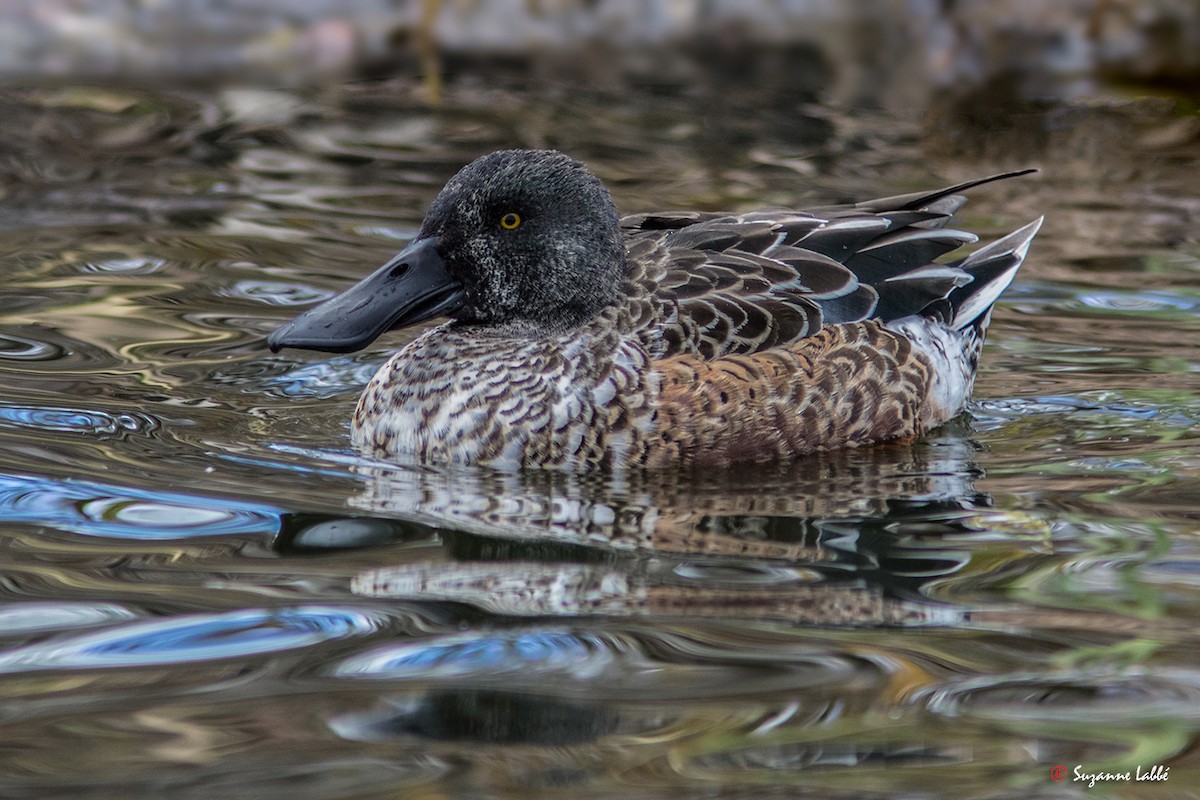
[5,0,1200,97]
[2,0,1197,279]
[3,0,1199,257]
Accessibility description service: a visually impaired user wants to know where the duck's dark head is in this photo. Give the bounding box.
[267,149,625,353]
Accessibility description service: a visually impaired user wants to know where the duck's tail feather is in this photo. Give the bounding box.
[839,169,1038,283]
[855,168,1039,215]
[946,216,1044,331]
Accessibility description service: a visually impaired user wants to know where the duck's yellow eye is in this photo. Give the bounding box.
[499,212,522,230]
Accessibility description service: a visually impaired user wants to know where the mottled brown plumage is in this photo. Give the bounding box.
[269,150,1042,471]
[646,321,932,467]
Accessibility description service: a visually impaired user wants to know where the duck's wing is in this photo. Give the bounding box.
[619,169,1037,359]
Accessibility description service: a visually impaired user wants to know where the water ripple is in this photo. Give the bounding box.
[80,256,167,274]
[354,225,419,240]
[975,396,1160,420]
[0,472,280,540]
[0,403,160,437]
[219,280,332,306]
[334,629,612,681]
[972,395,1198,430]
[260,359,378,398]
[1076,291,1197,314]
[1011,283,1200,317]
[920,670,1200,723]
[331,624,882,704]
[354,562,960,627]
[0,327,120,372]
[0,332,64,361]
[671,562,819,585]
[0,607,386,672]
[0,602,137,635]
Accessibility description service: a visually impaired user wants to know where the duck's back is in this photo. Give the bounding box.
[605,172,1042,467]
[619,171,1038,360]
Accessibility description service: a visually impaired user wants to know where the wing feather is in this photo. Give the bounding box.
[618,170,1037,359]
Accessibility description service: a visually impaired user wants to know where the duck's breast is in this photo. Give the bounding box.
[352,326,653,469]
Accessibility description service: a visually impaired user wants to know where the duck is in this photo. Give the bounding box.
[268,149,1041,471]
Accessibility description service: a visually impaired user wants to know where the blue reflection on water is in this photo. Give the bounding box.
[1007,281,1200,316]
[0,403,156,436]
[264,358,378,399]
[334,630,605,679]
[0,607,385,672]
[0,472,281,540]
[973,395,1198,429]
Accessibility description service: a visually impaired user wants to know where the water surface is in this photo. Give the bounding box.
[0,80,1198,798]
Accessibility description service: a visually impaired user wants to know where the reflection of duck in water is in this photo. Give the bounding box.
[344,426,987,562]
[269,150,1041,470]
[287,430,994,628]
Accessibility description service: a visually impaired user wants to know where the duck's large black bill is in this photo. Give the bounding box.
[267,237,463,354]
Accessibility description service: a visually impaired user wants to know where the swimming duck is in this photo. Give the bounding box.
[268,149,1040,470]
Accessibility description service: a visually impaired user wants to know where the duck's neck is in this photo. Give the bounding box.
[449,293,626,340]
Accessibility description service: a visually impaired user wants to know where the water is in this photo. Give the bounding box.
[1,79,1199,798]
